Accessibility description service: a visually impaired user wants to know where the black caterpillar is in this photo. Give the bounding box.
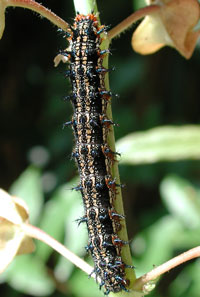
[62,14,130,294]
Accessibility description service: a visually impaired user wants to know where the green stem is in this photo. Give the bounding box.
[103,48,137,291]
[72,0,136,289]
[73,0,98,15]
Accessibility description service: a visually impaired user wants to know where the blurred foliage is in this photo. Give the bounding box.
[117,125,200,164]
[0,0,200,297]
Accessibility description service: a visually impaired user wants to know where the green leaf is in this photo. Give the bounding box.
[70,268,103,297]
[160,174,200,228]
[169,260,200,297]
[36,177,87,282]
[10,166,43,224]
[132,216,183,277]
[54,200,87,282]
[36,177,82,261]
[116,125,200,165]
[172,228,200,250]
[6,255,54,296]
[133,0,146,10]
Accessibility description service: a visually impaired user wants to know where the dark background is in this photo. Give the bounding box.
[1,1,200,296]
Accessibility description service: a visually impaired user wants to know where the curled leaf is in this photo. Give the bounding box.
[132,0,200,58]
[0,189,35,273]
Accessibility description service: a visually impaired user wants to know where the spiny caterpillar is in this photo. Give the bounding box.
[61,14,131,294]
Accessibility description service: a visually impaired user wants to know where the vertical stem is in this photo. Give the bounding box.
[72,0,136,288]
[102,42,136,287]
[73,0,98,15]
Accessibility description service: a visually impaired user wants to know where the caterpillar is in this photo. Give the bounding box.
[62,14,130,294]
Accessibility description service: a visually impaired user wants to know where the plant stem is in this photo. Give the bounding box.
[103,51,136,286]
[73,0,98,15]
[5,0,69,30]
[108,5,160,40]
[22,223,95,277]
[133,246,200,291]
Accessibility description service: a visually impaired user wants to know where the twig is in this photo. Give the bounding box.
[108,5,160,40]
[21,223,94,277]
[133,246,200,291]
[5,0,69,30]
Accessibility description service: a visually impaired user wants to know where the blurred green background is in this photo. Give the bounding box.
[1,0,200,297]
